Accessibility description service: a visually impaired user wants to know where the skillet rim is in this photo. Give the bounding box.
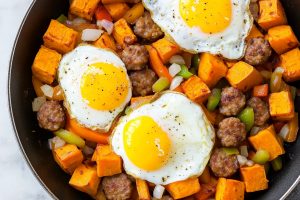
[7,0,300,199]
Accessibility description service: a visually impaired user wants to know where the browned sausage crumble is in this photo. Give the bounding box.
[129,69,158,97]
[121,45,149,70]
[219,87,246,116]
[244,37,272,66]
[247,97,270,126]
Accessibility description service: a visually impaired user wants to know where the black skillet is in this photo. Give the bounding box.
[8,0,300,199]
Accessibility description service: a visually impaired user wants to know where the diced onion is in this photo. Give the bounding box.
[153,185,165,199]
[32,96,46,112]
[169,63,182,77]
[246,160,254,167]
[169,55,185,65]
[240,146,248,157]
[170,76,184,90]
[72,17,87,26]
[97,20,114,35]
[40,84,54,98]
[81,29,103,41]
[237,155,248,166]
[279,124,289,140]
[48,136,65,150]
[83,146,94,156]
[274,66,284,74]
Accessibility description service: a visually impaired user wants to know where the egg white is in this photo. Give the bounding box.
[143,0,253,59]
[111,92,215,185]
[58,45,132,132]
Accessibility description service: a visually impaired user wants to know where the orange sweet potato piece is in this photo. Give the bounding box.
[267,25,299,54]
[32,46,62,84]
[280,48,300,82]
[198,53,228,88]
[104,3,129,21]
[92,145,122,177]
[32,76,44,97]
[53,144,83,174]
[246,24,264,41]
[69,164,100,196]
[199,166,211,184]
[152,37,181,64]
[215,178,244,200]
[194,183,216,200]
[258,0,287,30]
[248,125,285,160]
[123,2,145,24]
[136,179,151,200]
[43,20,78,54]
[182,76,211,104]
[226,61,263,92]
[166,178,201,199]
[240,164,268,192]
[70,0,101,20]
[269,91,295,120]
[93,32,117,51]
[112,18,137,49]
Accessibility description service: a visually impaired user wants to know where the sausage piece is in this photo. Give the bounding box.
[219,87,246,116]
[37,100,65,131]
[129,69,158,97]
[247,97,270,126]
[217,117,247,147]
[134,12,164,42]
[244,37,272,66]
[209,148,239,178]
[102,173,133,200]
[121,45,149,70]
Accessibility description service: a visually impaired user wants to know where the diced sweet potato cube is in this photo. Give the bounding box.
[92,145,122,177]
[136,179,151,200]
[215,178,244,200]
[258,0,287,30]
[194,183,216,200]
[69,164,100,196]
[166,178,201,199]
[280,48,300,82]
[152,37,181,64]
[226,61,263,91]
[104,3,129,21]
[70,0,101,20]
[198,53,228,88]
[93,32,117,51]
[53,144,83,174]
[113,18,137,49]
[269,91,295,120]
[182,76,211,103]
[249,125,285,160]
[267,25,299,54]
[123,2,145,24]
[43,20,78,54]
[246,25,264,41]
[240,164,268,192]
[32,46,61,84]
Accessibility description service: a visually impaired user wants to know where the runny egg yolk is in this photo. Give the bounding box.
[80,62,129,111]
[123,116,171,171]
[179,0,232,34]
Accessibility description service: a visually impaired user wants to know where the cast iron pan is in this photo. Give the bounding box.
[8,0,300,199]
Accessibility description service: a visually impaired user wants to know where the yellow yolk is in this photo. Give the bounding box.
[179,0,232,34]
[123,116,171,171]
[80,62,129,111]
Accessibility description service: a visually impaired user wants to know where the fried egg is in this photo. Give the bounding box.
[143,0,253,59]
[58,45,132,132]
[111,92,215,185]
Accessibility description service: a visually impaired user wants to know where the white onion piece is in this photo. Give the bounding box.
[153,185,165,199]
[32,96,46,112]
[246,160,254,167]
[279,124,289,140]
[240,145,248,157]
[169,55,185,65]
[41,84,54,98]
[98,20,114,35]
[49,136,65,150]
[237,155,248,166]
[72,17,87,25]
[170,76,184,90]
[169,63,181,77]
[81,29,103,41]
[83,146,94,156]
[274,66,284,74]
